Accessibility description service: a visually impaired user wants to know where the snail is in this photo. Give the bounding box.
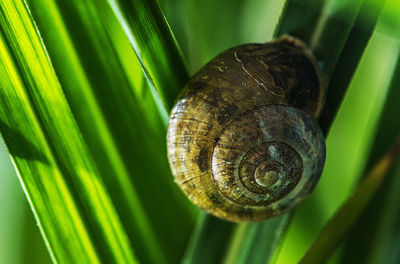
[167,36,326,222]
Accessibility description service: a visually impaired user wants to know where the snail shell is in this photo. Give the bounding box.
[167,36,326,222]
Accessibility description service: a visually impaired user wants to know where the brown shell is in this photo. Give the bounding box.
[167,36,326,222]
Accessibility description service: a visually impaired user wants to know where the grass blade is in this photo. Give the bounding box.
[27,0,196,262]
[300,137,400,264]
[276,0,385,134]
[318,0,386,133]
[0,1,136,262]
[340,11,400,260]
[1,0,197,263]
[343,73,400,263]
[181,215,235,264]
[275,0,364,75]
[223,214,292,264]
[107,0,189,116]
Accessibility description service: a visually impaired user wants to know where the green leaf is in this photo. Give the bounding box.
[276,0,385,133]
[340,9,400,261]
[0,1,136,262]
[318,0,386,133]
[181,214,235,264]
[300,137,400,264]
[0,0,196,263]
[107,0,189,116]
[222,214,292,264]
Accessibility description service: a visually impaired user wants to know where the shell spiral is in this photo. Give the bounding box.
[167,37,326,222]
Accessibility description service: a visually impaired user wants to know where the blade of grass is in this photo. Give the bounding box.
[181,214,235,264]
[275,0,364,75]
[25,2,163,262]
[107,0,189,117]
[340,10,400,261]
[223,214,292,264]
[276,0,386,134]
[300,137,400,264]
[364,165,400,264]
[0,1,136,263]
[24,0,197,263]
[20,201,53,264]
[318,0,386,133]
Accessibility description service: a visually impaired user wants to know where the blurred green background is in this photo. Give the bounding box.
[0,0,399,263]
[0,137,51,263]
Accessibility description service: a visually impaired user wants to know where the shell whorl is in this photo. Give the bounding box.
[167,37,326,222]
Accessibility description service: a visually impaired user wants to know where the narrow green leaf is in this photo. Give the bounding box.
[276,0,385,134]
[107,0,189,117]
[300,137,400,264]
[0,1,136,262]
[20,202,54,264]
[223,214,292,264]
[362,164,400,264]
[181,214,235,264]
[318,0,386,133]
[0,0,197,263]
[340,9,400,261]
